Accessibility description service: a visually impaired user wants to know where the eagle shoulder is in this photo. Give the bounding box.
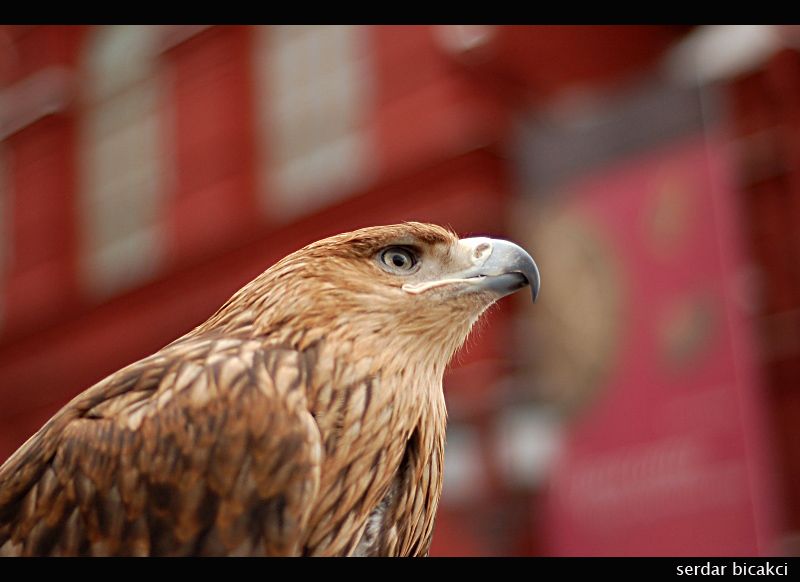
[0,337,322,556]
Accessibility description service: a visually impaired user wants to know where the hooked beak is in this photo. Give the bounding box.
[456,237,540,302]
[402,237,541,302]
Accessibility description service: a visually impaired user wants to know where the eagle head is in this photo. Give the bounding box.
[202,222,539,379]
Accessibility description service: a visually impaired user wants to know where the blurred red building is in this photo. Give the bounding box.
[0,25,798,555]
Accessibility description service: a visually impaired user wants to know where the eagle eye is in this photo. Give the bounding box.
[378,246,419,274]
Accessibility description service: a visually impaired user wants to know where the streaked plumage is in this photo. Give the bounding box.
[0,222,539,556]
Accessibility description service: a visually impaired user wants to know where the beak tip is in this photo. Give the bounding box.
[527,261,541,304]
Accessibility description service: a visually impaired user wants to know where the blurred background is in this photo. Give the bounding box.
[0,24,799,556]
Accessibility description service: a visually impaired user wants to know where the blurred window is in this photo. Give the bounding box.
[78,25,167,299]
[441,422,489,506]
[254,25,375,221]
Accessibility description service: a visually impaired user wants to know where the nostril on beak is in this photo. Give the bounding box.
[474,243,491,260]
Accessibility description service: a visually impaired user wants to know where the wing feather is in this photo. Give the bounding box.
[0,337,322,556]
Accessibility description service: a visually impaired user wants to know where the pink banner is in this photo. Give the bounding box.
[539,133,780,556]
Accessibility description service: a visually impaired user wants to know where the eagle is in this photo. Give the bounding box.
[0,222,539,556]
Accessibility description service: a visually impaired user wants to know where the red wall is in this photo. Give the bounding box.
[729,47,800,543]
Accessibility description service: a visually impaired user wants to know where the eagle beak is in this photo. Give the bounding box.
[458,237,541,302]
[401,236,540,302]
